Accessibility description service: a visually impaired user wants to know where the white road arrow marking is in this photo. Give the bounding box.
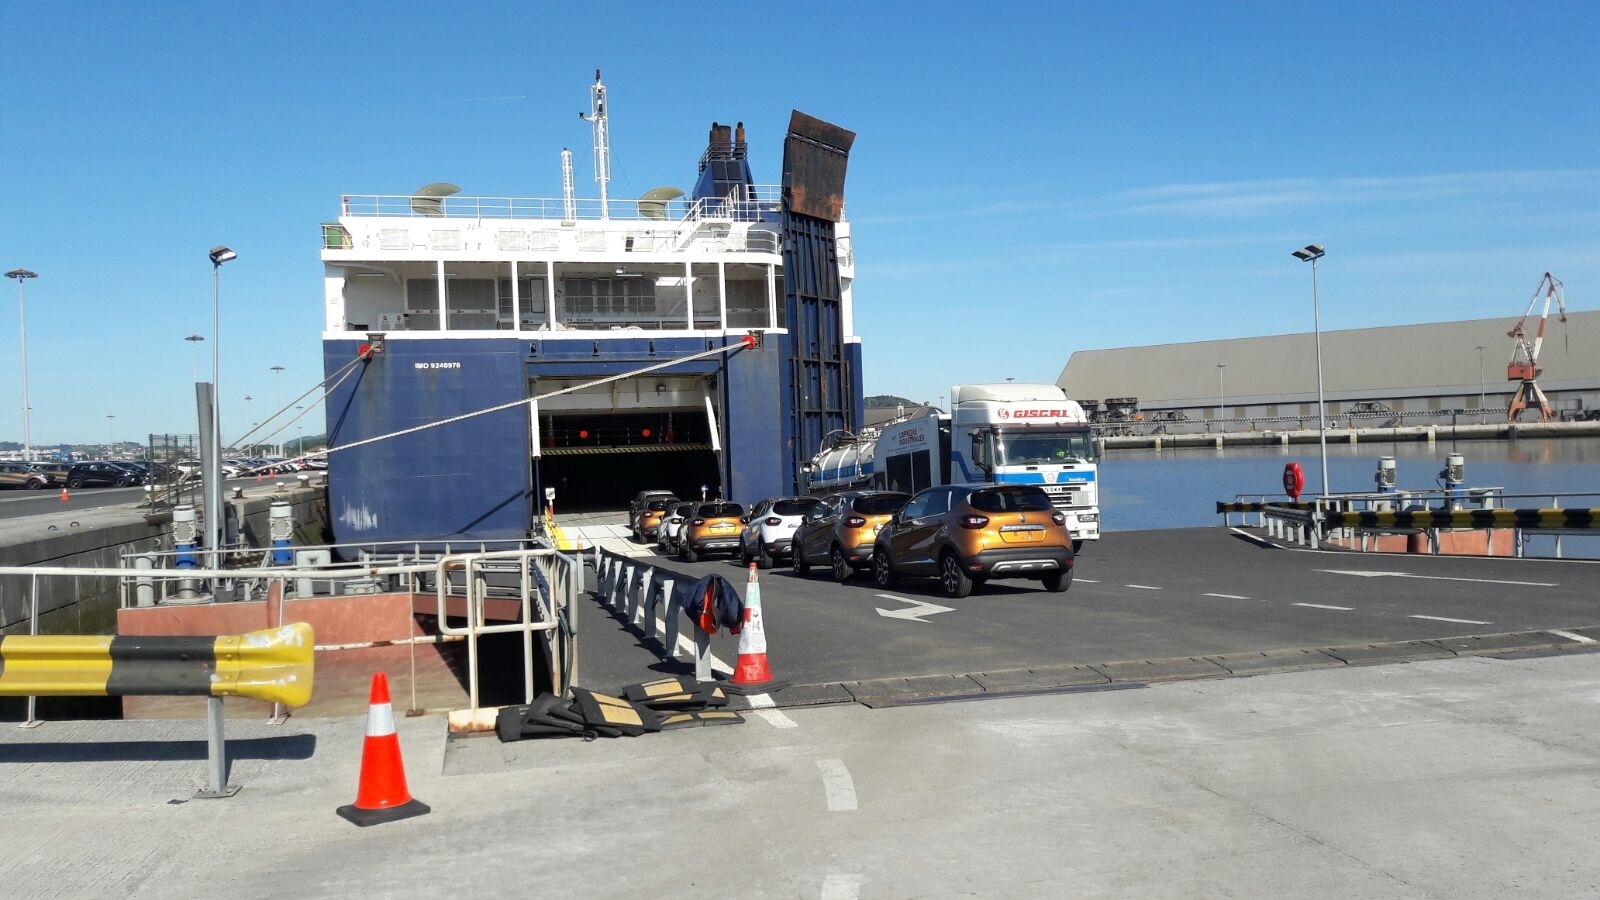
[874,593,956,623]
[1410,615,1491,625]
[1317,569,1557,587]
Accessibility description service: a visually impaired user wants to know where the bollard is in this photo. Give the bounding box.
[269,500,294,565]
[133,554,157,608]
[173,504,200,570]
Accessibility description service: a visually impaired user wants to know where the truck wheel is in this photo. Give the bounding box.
[872,551,897,589]
[1041,568,1073,593]
[830,546,853,583]
[939,552,974,599]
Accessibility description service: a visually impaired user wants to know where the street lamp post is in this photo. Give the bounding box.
[270,365,285,455]
[207,246,237,575]
[107,415,116,456]
[1474,344,1487,423]
[5,268,38,461]
[1216,363,1227,433]
[1291,244,1330,497]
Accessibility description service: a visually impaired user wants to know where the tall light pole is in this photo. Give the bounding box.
[107,414,116,456]
[270,365,285,455]
[184,333,205,382]
[1474,344,1487,423]
[1292,244,1329,497]
[5,268,37,461]
[207,246,237,574]
[1216,362,1227,432]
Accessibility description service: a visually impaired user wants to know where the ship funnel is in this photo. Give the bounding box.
[410,182,460,217]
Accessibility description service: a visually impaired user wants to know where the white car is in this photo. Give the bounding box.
[739,496,826,569]
[656,501,697,553]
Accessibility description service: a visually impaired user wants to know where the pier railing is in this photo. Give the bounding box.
[1219,489,1600,559]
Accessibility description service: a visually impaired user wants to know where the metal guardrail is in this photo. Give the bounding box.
[337,187,785,223]
[592,548,719,683]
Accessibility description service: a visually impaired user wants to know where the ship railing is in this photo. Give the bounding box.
[337,186,784,223]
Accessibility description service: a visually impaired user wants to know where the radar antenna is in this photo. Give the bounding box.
[577,69,610,219]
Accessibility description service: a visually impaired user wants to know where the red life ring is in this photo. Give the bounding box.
[1282,462,1305,501]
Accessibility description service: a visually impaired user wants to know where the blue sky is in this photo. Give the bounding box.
[1,1,1595,443]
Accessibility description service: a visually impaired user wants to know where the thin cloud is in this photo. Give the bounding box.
[1109,170,1600,217]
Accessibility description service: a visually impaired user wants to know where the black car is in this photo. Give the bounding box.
[65,461,142,488]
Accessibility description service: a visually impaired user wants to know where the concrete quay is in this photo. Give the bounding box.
[3,650,1600,898]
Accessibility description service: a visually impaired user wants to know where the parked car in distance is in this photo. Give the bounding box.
[65,461,142,489]
[629,489,678,519]
[656,501,697,554]
[739,496,825,569]
[792,490,912,582]
[30,461,74,484]
[631,496,680,542]
[0,461,51,490]
[678,501,747,563]
[871,483,1073,598]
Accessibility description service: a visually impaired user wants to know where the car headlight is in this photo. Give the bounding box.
[1078,514,1099,523]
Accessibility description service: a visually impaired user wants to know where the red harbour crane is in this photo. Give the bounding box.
[1505,271,1567,421]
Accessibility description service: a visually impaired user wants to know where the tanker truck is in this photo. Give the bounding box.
[804,383,1100,550]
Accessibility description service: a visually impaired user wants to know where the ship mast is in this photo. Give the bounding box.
[578,69,611,219]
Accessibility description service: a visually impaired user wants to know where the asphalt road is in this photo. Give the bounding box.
[573,526,1600,696]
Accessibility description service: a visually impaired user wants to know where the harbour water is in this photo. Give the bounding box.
[1101,436,1600,557]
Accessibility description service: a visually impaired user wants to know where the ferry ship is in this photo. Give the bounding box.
[318,74,861,547]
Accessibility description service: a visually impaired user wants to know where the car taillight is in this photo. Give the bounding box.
[844,515,867,528]
[959,515,989,529]
[691,518,706,526]
[765,517,782,526]
[1051,512,1065,526]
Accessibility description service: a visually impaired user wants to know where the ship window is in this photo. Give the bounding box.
[406,278,439,311]
[446,278,496,312]
[498,278,546,317]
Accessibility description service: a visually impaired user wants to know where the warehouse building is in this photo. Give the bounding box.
[1057,311,1600,432]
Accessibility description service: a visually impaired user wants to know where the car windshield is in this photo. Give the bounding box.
[697,503,744,518]
[646,499,676,511]
[853,493,911,514]
[969,488,1055,513]
[773,498,823,516]
[995,431,1096,464]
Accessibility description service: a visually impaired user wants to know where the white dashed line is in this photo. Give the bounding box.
[816,758,858,811]
[1293,602,1355,611]
[745,692,798,729]
[1075,578,1100,583]
[1203,593,1252,600]
[1125,584,1162,591]
[1550,630,1597,644]
[1409,615,1491,626]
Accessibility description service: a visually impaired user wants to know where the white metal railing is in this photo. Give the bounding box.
[337,187,786,223]
[0,544,580,721]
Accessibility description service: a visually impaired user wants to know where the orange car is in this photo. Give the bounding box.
[791,491,911,582]
[677,502,747,563]
[871,484,1073,597]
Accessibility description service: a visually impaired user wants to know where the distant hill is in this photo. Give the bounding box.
[864,394,915,409]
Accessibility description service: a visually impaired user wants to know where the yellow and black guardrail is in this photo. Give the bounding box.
[1323,508,1600,531]
[0,622,313,708]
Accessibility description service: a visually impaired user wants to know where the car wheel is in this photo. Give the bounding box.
[1041,568,1073,593]
[791,548,810,577]
[757,544,773,570]
[632,525,643,543]
[939,552,974,599]
[1072,540,1084,554]
[680,544,698,564]
[67,477,84,489]
[830,546,853,583]
[739,543,752,567]
[872,550,897,589]
[29,478,46,490]
[115,477,131,487]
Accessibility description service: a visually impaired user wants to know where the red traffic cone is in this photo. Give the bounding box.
[60,487,70,502]
[724,563,789,695]
[337,672,430,826]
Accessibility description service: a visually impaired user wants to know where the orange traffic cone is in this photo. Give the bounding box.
[60,487,70,502]
[337,672,430,826]
[724,563,789,695]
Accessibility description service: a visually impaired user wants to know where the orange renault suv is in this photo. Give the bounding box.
[677,501,747,563]
[791,490,911,582]
[870,483,1073,598]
